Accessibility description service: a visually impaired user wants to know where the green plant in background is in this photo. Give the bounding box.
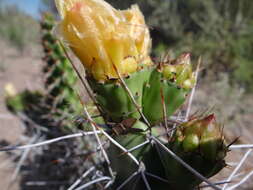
[55,0,228,189]
[0,3,39,51]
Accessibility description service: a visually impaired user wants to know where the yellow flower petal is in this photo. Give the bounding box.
[55,0,152,82]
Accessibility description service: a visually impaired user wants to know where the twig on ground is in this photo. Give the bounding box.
[68,166,95,190]
[74,176,112,190]
[226,170,253,190]
[10,135,39,183]
[0,131,101,152]
[17,112,48,132]
[222,149,252,190]
[199,181,231,189]
[229,144,253,150]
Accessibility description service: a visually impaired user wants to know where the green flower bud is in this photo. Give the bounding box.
[182,134,199,152]
[157,114,228,190]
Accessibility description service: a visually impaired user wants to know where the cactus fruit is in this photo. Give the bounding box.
[157,114,227,190]
[143,53,195,125]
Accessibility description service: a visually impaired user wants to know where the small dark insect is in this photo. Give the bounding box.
[111,118,144,136]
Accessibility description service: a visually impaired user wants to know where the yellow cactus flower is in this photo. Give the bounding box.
[55,0,152,82]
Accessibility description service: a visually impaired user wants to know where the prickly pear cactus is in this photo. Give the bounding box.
[54,0,228,189]
[41,13,82,127]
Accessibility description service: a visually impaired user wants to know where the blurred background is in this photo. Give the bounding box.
[0,0,253,189]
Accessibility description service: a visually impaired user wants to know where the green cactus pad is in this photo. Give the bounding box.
[88,68,152,122]
[108,121,167,189]
[143,68,189,125]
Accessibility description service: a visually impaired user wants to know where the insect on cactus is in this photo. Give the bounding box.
[54,0,228,189]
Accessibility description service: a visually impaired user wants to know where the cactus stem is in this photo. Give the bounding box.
[0,131,101,152]
[222,149,252,190]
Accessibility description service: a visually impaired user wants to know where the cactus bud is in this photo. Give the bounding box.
[157,114,227,190]
[143,53,195,125]
[162,53,195,89]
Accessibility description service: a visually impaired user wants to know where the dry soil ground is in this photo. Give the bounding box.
[0,40,43,190]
